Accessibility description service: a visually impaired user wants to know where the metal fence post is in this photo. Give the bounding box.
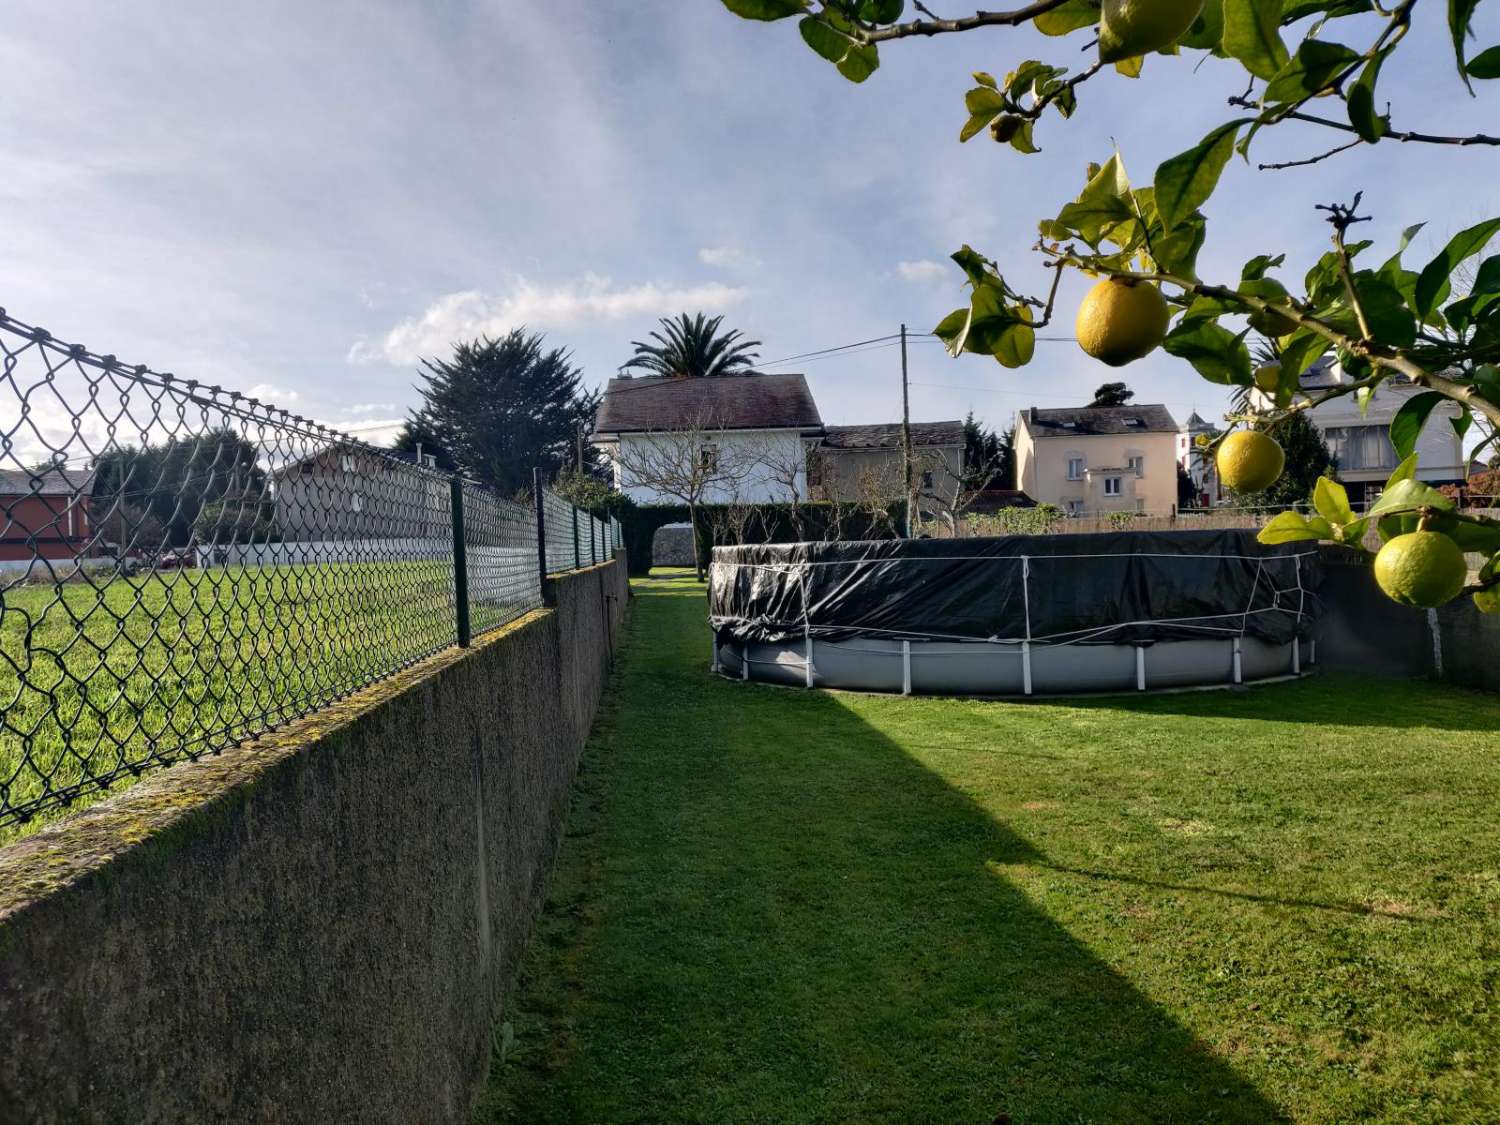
[590,515,597,565]
[450,477,471,647]
[572,506,580,569]
[533,467,551,602]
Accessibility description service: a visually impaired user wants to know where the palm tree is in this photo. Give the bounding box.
[623,313,761,378]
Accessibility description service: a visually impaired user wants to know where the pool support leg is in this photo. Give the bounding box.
[901,640,911,695]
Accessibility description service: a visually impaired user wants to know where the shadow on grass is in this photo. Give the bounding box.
[481,576,1288,1123]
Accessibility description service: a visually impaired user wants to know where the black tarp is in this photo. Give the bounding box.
[709,530,1322,647]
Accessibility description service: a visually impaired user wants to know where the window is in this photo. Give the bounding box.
[1067,457,1085,480]
[1324,425,1396,472]
[1127,454,1144,476]
[699,444,719,473]
[1104,476,1122,496]
[1066,500,1084,515]
[921,469,933,489]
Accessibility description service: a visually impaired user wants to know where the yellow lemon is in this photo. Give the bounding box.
[1253,363,1281,395]
[1374,531,1468,608]
[1216,430,1284,493]
[1099,0,1205,63]
[1075,278,1170,367]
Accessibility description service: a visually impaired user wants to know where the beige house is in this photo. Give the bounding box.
[1015,404,1180,516]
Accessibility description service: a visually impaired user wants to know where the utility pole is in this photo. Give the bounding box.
[576,423,585,470]
[899,323,914,537]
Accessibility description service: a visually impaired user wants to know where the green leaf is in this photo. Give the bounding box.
[1312,476,1356,527]
[1282,0,1371,19]
[973,70,998,88]
[722,0,808,19]
[1367,477,1457,519]
[855,0,904,21]
[1389,391,1447,460]
[1153,120,1246,231]
[1034,0,1099,36]
[1163,317,1253,385]
[1352,272,1416,346]
[1277,328,1330,382]
[1470,45,1500,78]
[1223,0,1289,80]
[1008,118,1041,154]
[800,16,852,61]
[1151,213,1208,278]
[1449,0,1480,91]
[1347,54,1386,143]
[1241,253,1285,281]
[933,307,972,357]
[1258,510,1334,544]
[992,321,1036,367]
[1452,408,1474,441]
[960,110,997,142]
[837,41,879,82]
[1449,515,1500,555]
[1263,39,1360,103]
[1179,0,1225,50]
[965,86,1006,114]
[1386,451,1419,488]
[1414,217,1500,318]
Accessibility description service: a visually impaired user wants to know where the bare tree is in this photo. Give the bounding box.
[612,412,745,579]
[851,462,903,539]
[745,433,817,541]
[916,443,1002,536]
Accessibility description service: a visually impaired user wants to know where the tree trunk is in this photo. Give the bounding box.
[689,501,704,582]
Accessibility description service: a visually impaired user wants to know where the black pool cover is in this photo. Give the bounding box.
[709,530,1323,647]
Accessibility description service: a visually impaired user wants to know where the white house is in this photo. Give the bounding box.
[1176,411,1221,507]
[591,373,824,504]
[1252,360,1465,505]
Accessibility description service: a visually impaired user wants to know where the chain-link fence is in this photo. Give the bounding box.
[0,308,618,833]
[540,491,618,573]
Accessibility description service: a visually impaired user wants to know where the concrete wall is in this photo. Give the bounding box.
[1316,549,1500,691]
[0,556,629,1125]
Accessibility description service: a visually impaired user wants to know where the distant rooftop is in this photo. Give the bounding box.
[0,466,94,497]
[822,421,964,450]
[594,373,822,434]
[1022,403,1178,436]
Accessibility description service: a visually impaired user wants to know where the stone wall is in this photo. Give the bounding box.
[0,556,629,1125]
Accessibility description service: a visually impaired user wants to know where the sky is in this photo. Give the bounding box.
[2,1,1498,451]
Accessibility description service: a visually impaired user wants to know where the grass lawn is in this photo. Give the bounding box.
[480,569,1500,1124]
[0,560,532,843]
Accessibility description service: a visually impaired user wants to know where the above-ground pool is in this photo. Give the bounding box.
[708,530,1323,696]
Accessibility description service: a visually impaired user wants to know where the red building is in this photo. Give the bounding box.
[0,467,95,563]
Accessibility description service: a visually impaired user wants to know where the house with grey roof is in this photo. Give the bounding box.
[591,374,969,510]
[592,373,825,504]
[810,421,965,506]
[1015,404,1180,516]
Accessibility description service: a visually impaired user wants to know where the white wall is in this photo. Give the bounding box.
[608,429,808,505]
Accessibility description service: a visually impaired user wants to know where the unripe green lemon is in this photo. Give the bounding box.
[1099,0,1205,62]
[1253,362,1281,395]
[1374,531,1468,608]
[1215,430,1284,493]
[1474,584,1500,614]
[1075,278,1170,367]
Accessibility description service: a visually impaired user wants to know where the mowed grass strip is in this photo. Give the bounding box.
[0,560,469,843]
[480,570,1500,1124]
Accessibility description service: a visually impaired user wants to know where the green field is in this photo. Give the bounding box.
[481,571,1500,1123]
[0,561,500,844]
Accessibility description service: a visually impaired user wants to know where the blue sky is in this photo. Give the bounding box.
[3,1,1497,446]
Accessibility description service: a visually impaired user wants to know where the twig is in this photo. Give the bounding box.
[1016,59,1105,119]
[1257,137,1364,170]
[848,0,1075,41]
[1228,96,1500,149]
[1318,194,1375,341]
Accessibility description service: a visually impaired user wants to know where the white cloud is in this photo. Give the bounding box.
[246,382,300,405]
[349,274,750,366]
[343,402,396,415]
[896,259,948,283]
[698,245,761,271]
